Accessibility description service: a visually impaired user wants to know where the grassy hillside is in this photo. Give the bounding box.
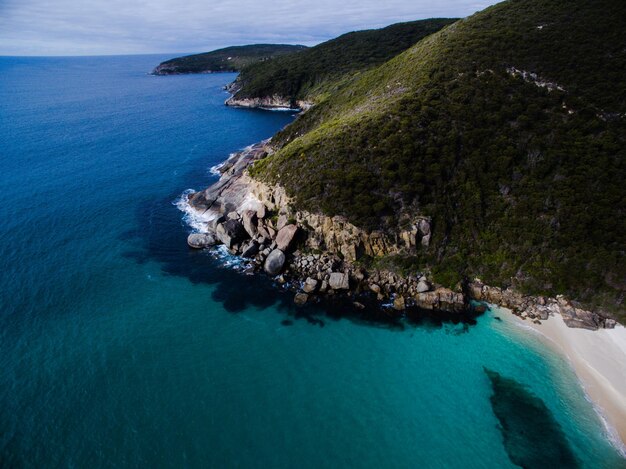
[152,44,307,75]
[250,0,626,318]
[231,19,457,104]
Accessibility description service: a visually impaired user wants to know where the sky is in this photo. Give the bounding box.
[0,0,497,56]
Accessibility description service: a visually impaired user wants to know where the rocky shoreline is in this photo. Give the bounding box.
[184,142,617,331]
[224,95,312,111]
[223,80,312,111]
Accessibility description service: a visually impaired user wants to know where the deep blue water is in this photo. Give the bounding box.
[0,55,624,468]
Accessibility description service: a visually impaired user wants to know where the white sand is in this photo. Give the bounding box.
[511,312,626,456]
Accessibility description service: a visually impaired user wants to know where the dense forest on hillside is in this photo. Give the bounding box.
[152,44,307,75]
[249,0,626,318]
[231,19,457,103]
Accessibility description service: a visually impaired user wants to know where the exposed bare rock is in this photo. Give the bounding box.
[216,219,248,248]
[276,224,298,251]
[469,283,484,300]
[225,95,312,110]
[257,223,271,240]
[303,277,318,293]
[416,279,430,293]
[329,272,350,290]
[183,141,620,330]
[467,281,615,330]
[241,240,259,258]
[556,296,608,330]
[353,269,366,281]
[187,233,218,249]
[187,142,268,216]
[264,249,286,276]
[242,210,258,238]
[393,296,406,310]
[277,214,289,231]
[414,288,465,312]
[294,292,309,306]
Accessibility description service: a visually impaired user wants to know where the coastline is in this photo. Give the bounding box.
[505,310,626,456]
[224,95,312,111]
[181,140,626,457]
[181,140,618,328]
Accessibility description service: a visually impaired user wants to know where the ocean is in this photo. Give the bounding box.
[0,55,623,468]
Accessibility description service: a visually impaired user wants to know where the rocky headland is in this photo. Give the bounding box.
[183,142,617,331]
[151,44,308,76]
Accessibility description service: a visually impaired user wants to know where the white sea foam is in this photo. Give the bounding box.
[209,151,238,176]
[174,189,218,234]
[209,162,225,176]
[209,145,254,177]
[259,106,300,112]
[211,245,251,271]
[174,194,257,271]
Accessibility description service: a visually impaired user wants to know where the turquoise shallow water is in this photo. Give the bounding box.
[0,55,624,468]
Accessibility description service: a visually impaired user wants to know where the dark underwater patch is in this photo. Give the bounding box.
[484,368,579,469]
[122,190,483,330]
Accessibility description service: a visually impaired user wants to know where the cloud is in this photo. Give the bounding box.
[0,0,497,56]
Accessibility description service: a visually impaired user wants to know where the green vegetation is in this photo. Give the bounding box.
[231,19,457,104]
[152,44,307,75]
[249,0,626,318]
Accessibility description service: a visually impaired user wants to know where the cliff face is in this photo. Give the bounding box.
[248,180,430,261]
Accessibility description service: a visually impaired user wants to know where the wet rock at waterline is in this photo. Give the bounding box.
[294,292,309,306]
[216,219,247,248]
[264,249,286,276]
[187,233,218,249]
[329,272,350,290]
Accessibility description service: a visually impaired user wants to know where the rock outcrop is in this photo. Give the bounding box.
[294,292,309,306]
[187,233,217,249]
[247,180,432,262]
[215,219,247,248]
[275,224,298,252]
[329,272,350,290]
[225,95,312,111]
[468,280,616,330]
[181,144,465,313]
[303,277,318,293]
[264,249,286,276]
[182,142,617,329]
[242,210,258,238]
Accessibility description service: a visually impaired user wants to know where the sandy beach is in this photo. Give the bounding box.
[509,312,626,456]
